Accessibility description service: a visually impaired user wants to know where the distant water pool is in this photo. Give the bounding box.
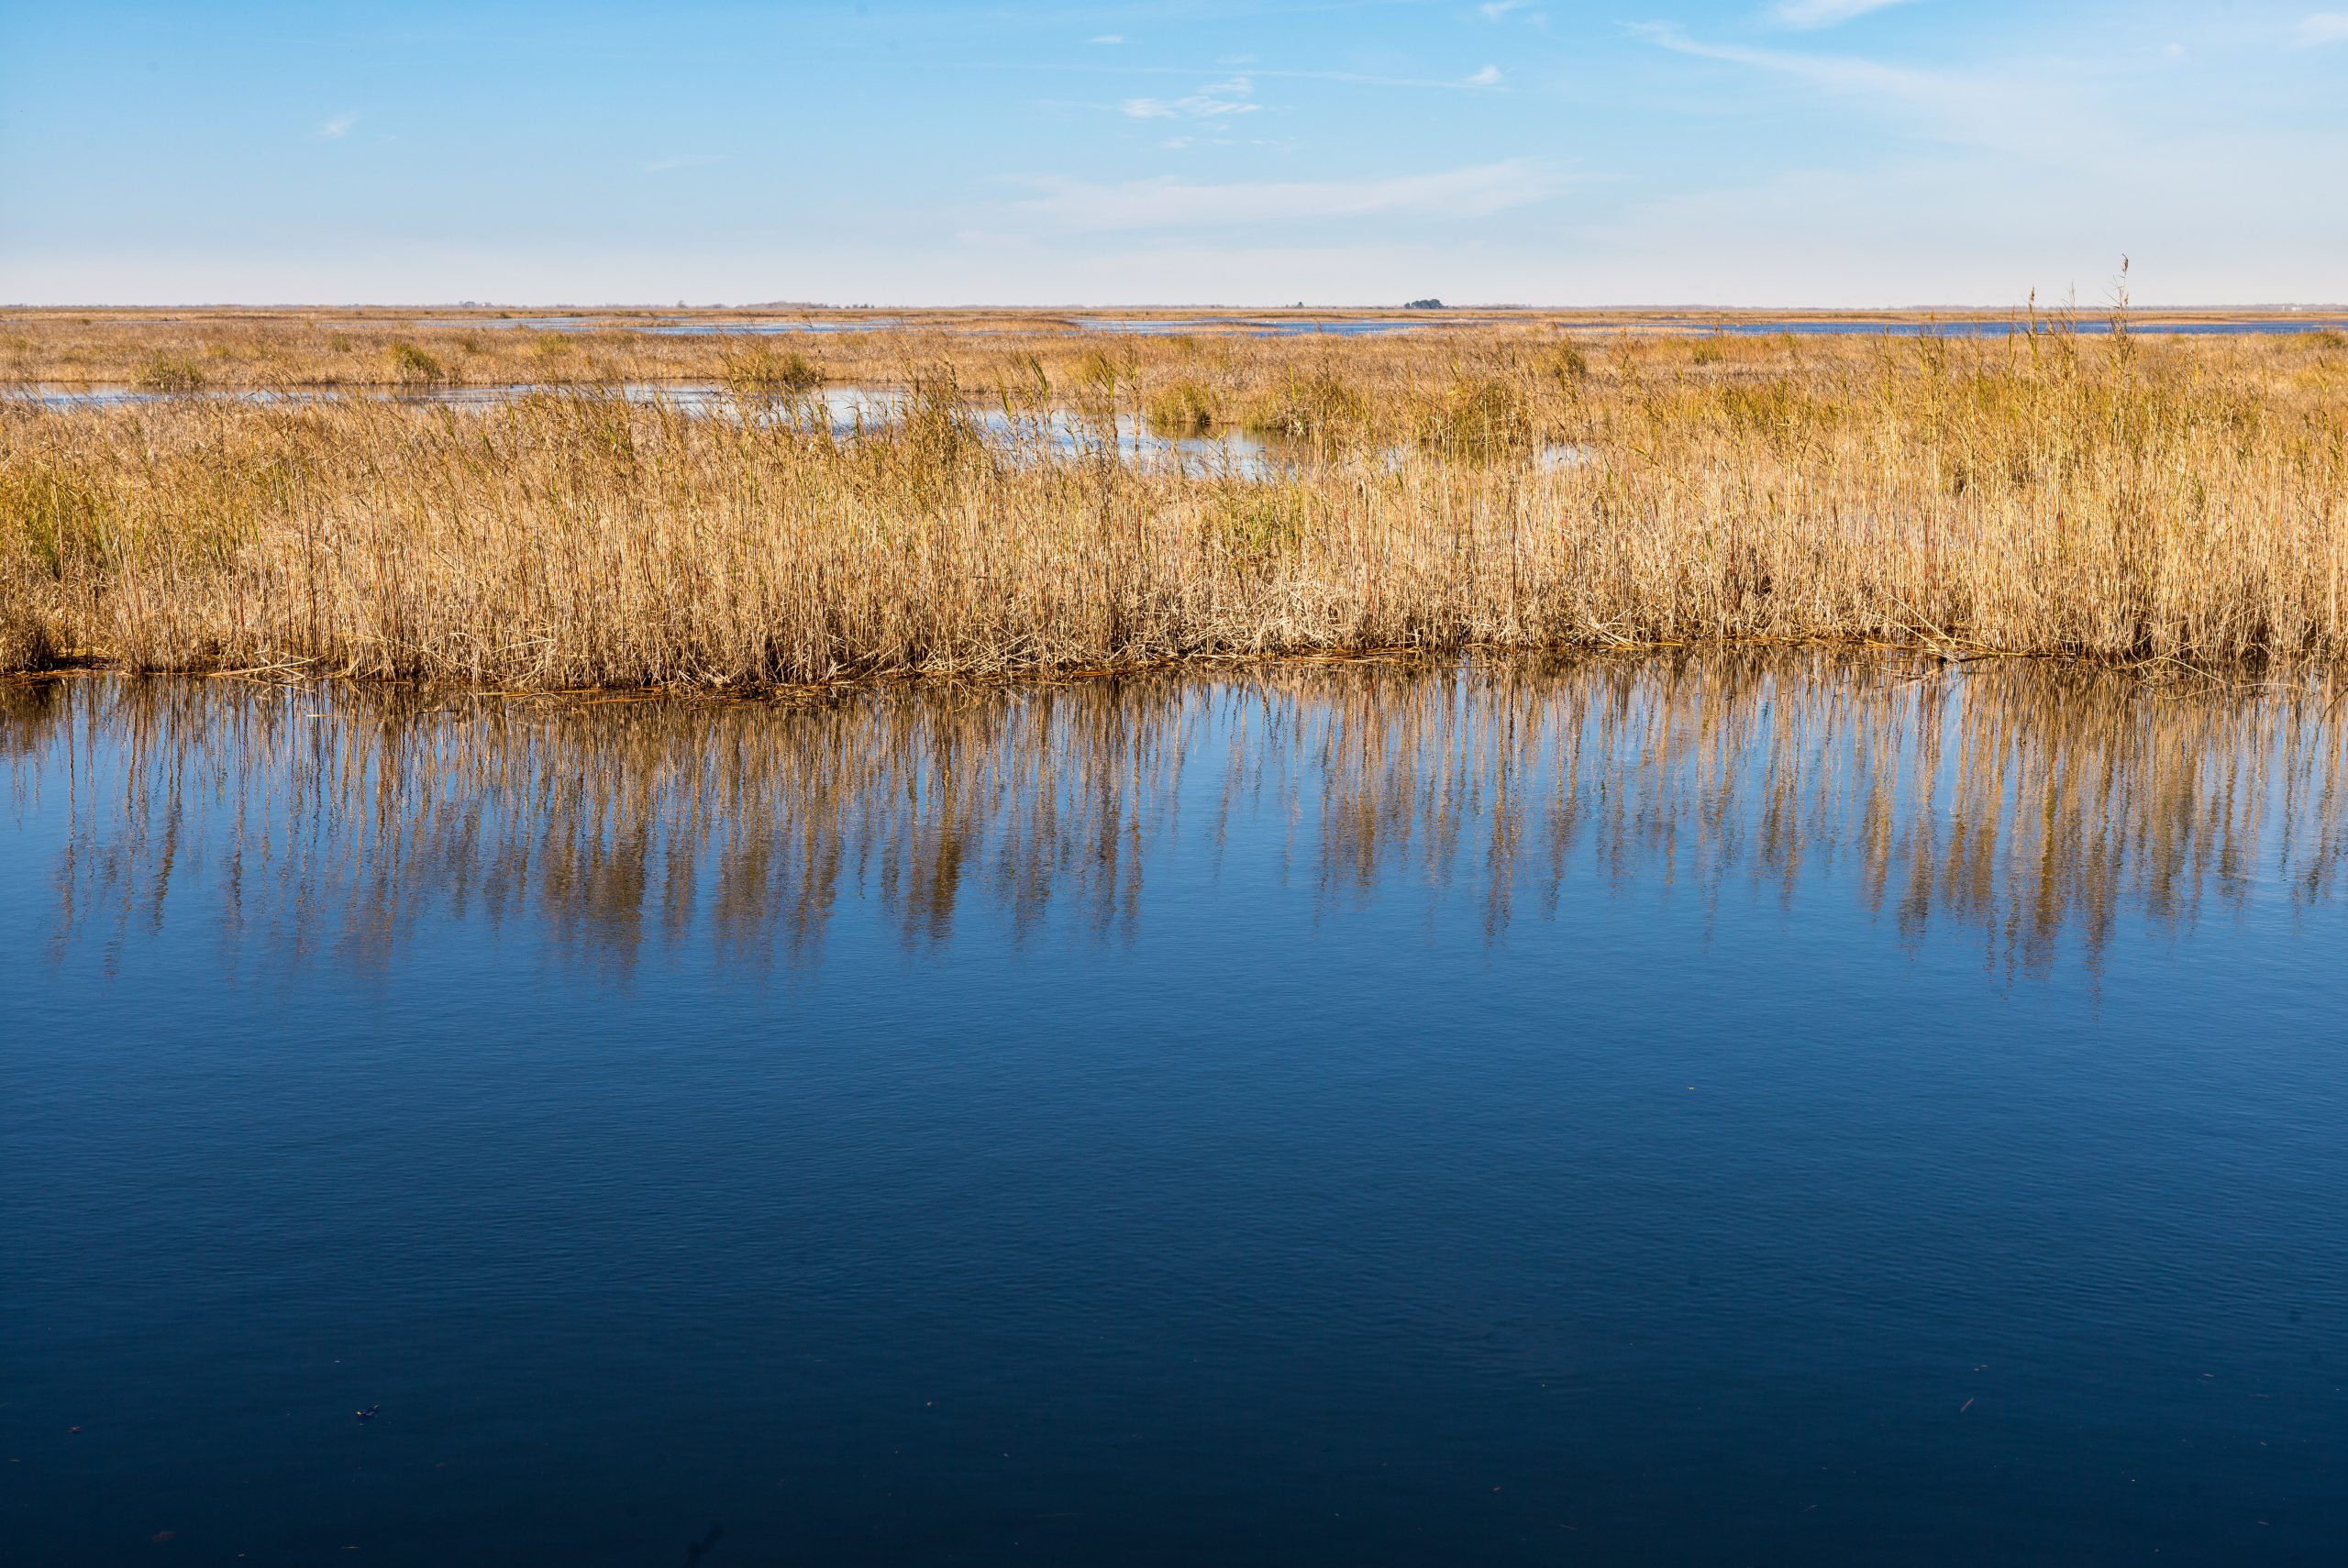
[404,312,2348,338]
[1071,316,1518,337]
[15,383,1589,478]
[413,315,923,334]
[5,656,2345,1565]
[1657,315,2348,338]
[1069,314,2348,338]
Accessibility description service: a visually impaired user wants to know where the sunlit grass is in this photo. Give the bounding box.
[2,316,2342,688]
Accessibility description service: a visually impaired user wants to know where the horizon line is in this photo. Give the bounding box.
[8,301,2348,315]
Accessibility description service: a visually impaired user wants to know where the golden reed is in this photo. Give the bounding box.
[3,315,2343,687]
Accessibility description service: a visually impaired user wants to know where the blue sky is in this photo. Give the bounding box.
[2,1,2343,305]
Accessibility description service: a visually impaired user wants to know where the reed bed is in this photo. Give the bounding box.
[9,304,2339,392]
[3,321,2344,686]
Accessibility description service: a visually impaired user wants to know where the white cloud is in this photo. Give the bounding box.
[1121,76,1261,119]
[1467,64,1503,86]
[1629,23,2102,155]
[1772,0,1919,28]
[2296,13,2348,46]
[1479,0,1531,17]
[1014,160,1555,232]
[1088,34,1124,46]
[317,112,359,139]
[1000,61,1510,94]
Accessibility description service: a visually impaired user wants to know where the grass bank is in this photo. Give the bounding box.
[3,324,2343,687]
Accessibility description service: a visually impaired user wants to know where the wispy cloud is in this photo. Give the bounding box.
[2296,13,2348,46]
[636,153,724,173]
[1466,64,1504,86]
[1088,34,1124,46]
[1123,75,1261,119]
[1633,22,1944,96]
[1015,160,1554,231]
[1772,0,1919,27]
[1628,22,2091,153]
[1479,0,1532,17]
[966,61,1501,94]
[316,112,359,140]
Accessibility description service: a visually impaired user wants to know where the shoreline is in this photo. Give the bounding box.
[7,636,2323,707]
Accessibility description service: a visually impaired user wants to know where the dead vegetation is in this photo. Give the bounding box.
[2,314,2342,688]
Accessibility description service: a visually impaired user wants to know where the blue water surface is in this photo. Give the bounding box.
[3,656,2343,1566]
[412,312,2348,338]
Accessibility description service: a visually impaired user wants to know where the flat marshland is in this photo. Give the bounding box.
[3,310,2344,688]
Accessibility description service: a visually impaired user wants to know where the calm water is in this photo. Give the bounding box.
[1075,315,2344,338]
[1069,316,1518,337]
[15,385,1588,479]
[5,656,2345,1566]
[11,383,1299,478]
[407,315,1471,337]
[1643,316,2348,339]
[414,315,924,335]
[409,313,2348,338]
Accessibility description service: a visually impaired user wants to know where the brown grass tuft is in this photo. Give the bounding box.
[385,341,448,383]
[1144,379,1220,436]
[720,342,825,394]
[135,354,207,394]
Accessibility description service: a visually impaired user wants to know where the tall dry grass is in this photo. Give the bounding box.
[2,322,2344,686]
[7,304,2336,392]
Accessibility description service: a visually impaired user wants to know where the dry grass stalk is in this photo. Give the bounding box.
[2,321,2343,687]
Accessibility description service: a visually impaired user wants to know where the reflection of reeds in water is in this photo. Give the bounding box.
[7,654,2342,980]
